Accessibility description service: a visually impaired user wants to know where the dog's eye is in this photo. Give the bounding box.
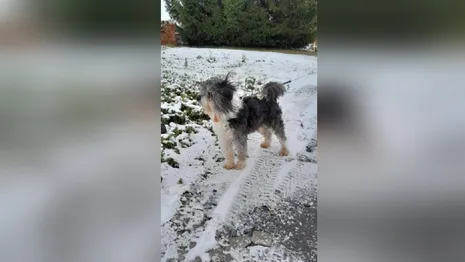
[196,95,201,102]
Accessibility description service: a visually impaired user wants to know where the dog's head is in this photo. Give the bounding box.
[196,72,239,121]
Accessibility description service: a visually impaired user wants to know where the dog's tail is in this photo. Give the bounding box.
[260,81,286,101]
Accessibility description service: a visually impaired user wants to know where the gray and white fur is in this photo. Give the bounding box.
[196,72,289,170]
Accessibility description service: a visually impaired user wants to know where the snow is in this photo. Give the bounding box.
[161,47,317,261]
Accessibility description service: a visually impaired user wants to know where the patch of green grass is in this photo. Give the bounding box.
[160,56,224,159]
[185,126,198,134]
[162,139,177,150]
[168,114,187,125]
[171,127,183,137]
[177,178,183,184]
[179,137,194,148]
[184,106,209,123]
[166,158,180,168]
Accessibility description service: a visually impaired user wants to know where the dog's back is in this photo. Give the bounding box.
[228,82,286,133]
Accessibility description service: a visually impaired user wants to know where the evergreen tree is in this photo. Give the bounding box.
[266,0,317,48]
[170,0,225,46]
[165,0,317,48]
[222,0,245,45]
[164,0,180,21]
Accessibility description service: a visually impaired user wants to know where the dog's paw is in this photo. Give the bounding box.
[260,142,270,148]
[235,161,247,170]
[223,162,236,170]
[279,147,289,156]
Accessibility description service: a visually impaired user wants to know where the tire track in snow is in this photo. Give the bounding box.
[272,159,316,203]
[224,149,287,227]
[271,129,317,205]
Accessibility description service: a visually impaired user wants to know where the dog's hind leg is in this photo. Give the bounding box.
[271,118,289,156]
[233,134,248,170]
[258,126,272,148]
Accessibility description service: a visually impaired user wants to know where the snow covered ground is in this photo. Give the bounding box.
[161,47,317,261]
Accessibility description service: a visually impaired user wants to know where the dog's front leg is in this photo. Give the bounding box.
[233,135,248,170]
[220,134,236,170]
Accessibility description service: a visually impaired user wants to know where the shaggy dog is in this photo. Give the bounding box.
[196,73,289,170]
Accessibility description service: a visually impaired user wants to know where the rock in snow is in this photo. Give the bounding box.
[251,231,273,247]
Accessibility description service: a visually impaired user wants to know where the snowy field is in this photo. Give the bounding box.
[161,47,317,261]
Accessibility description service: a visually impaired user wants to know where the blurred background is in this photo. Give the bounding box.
[318,0,465,261]
[0,0,160,262]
